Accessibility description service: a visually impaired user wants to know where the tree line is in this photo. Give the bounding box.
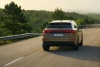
[0,1,32,36]
[0,1,100,36]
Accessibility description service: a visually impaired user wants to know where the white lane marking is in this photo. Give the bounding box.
[4,57,24,66]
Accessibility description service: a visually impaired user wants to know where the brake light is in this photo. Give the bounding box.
[43,30,51,33]
[43,30,76,33]
[66,30,75,33]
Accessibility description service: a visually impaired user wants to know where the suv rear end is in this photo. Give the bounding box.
[42,20,83,51]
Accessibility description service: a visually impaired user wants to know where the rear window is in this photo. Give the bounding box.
[47,23,72,28]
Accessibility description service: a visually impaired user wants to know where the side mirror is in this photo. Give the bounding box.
[78,26,82,29]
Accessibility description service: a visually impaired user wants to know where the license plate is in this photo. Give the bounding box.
[53,34,63,36]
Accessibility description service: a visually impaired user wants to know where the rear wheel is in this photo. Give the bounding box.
[42,42,50,51]
[73,37,79,50]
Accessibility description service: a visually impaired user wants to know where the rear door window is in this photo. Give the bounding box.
[47,23,72,28]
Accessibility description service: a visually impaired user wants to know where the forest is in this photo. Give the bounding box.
[0,1,100,37]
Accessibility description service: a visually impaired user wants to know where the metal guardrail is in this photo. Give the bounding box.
[79,25,100,29]
[0,33,42,41]
[80,24,100,28]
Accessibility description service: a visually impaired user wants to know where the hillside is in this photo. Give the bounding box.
[83,13,100,20]
[24,10,52,32]
[24,11,100,32]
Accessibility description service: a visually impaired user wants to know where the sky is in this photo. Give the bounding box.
[0,0,100,13]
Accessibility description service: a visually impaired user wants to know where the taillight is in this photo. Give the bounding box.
[43,30,50,33]
[43,30,76,33]
[65,30,76,33]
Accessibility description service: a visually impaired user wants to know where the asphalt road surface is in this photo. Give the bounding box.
[0,28,100,67]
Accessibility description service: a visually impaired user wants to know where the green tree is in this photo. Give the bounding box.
[75,19,86,25]
[40,21,49,30]
[84,18,94,24]
[66,16,75,20]
[2,1,32,35]
[88,19,95,24]
[52,8,66,20]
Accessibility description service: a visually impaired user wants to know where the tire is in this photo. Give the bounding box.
[79,36,83,46]
[73,37,79,50]
[42,43,50,51]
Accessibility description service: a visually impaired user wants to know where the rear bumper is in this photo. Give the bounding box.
[43,41,75,46]
[42,37,76,42]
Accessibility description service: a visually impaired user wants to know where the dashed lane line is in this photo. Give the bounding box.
[4,57,24,67]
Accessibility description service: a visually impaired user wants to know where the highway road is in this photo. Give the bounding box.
[0,28,100,67]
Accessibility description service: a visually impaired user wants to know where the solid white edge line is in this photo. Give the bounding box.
[4,57,24,67]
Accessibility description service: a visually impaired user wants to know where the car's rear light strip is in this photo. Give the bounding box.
[43,30,76,33]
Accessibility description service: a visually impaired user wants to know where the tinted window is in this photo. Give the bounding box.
[47,23,72,28]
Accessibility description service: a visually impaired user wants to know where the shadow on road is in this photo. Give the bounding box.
[49,45,100,62]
